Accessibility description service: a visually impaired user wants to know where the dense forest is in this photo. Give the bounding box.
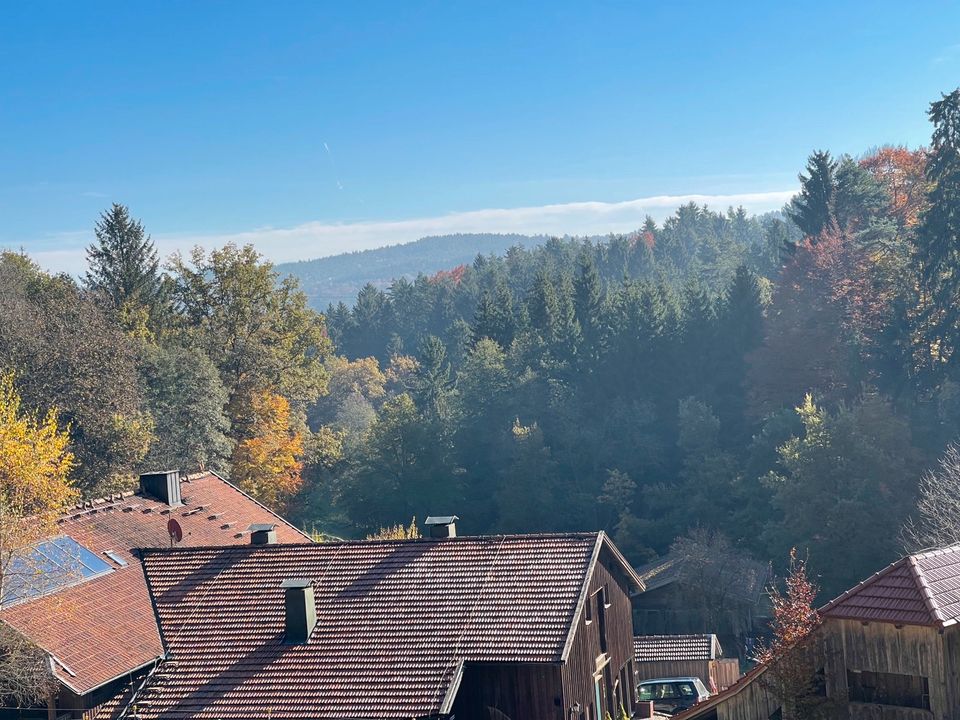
[4,90,960,600]
[277,232,549,308]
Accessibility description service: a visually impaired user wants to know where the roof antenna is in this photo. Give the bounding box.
[167,518,183,548]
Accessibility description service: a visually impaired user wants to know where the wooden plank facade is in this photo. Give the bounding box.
[451,540,640,720]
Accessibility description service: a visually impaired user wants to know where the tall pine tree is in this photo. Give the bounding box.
[85,204,162,319]
[914,89,960,367]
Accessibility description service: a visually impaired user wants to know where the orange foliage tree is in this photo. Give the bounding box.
[860,146,929,232]
[231,390,304,509]
[756,550,837,719]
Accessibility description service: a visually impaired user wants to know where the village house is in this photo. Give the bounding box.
[674,544,960,720]
[125,523,643,720]
[633,634,740,692]
[0,471,308,720]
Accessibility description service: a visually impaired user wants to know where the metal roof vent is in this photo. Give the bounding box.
[139,471,182,507]
[249,523,277,545]
[281,578,316,644]
[424,515,459,539]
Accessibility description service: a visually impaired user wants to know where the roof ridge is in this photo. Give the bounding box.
[138,531,602,554]
[906,556,945,625]
[910,543,960,560]
[818,556,910,615]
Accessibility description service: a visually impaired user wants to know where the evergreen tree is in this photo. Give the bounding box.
[574,251,604,353]
[788,151,839,238]
[85,203,163,319]
[914,89,960,365]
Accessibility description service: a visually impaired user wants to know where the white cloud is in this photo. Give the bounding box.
[24,189,796,274]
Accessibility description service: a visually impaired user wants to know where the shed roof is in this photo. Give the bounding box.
[133,531,641,720]
[819,544,960,627]
[0,472,307,695]
[634,634,721,662]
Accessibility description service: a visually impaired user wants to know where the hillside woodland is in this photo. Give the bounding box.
[4,90,960,600]
[277,232,548,308]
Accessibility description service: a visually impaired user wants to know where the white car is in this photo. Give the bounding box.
[637,676,711,715]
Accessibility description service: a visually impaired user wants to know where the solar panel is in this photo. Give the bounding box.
[1,536,113,607]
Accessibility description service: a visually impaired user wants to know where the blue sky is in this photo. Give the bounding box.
[2,1,959,271]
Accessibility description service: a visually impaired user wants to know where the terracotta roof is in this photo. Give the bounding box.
[634,634,720,662]
[819,544,960,627]
[134,532,639,720]
[0,472,308,695]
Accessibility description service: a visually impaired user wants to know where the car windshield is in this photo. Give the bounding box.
[677,682,697,697]
[639,683,679,701]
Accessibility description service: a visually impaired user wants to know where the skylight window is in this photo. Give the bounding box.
[1,536,113,607]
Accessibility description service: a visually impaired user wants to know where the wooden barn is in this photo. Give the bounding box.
[131,524,644,720]
[633,634,740,691]
[674,544,960,720]
[633,547,771,661]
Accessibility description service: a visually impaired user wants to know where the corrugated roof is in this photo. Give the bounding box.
[634,634,720,662]
[819,544,960,627]
[0,472,308,695]
[134,532,632,720]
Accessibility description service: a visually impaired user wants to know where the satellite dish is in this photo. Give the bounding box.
[167,518,183,547]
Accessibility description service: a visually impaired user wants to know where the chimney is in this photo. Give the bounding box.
[281,579,316,644]
[424,515,459,539]
[249,524,277,545]
[139,471,182,507]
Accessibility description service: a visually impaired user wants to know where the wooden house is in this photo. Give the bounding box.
[0,471,308,720]
[633,634,740,691]
[131,525,644,720]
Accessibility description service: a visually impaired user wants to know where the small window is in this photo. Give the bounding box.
[602,583,611,608]
[104,551,128,567]
[585,593,593,624]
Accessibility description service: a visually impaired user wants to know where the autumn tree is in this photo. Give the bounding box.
[0,252,151,495]
[0,372,76,704]
[230,390,304,508]
[755,550,835,720]
[365,517,420,541]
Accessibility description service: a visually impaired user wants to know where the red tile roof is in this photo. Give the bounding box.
[634,634,720,662]
[133,532,639,720]
[819,544,960,627]
[0,472,308,695]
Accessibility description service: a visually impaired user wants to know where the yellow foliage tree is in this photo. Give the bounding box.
[0,372,77,587]
[231,390,304,509]
[365,517,420,541]
[0,372,77,703]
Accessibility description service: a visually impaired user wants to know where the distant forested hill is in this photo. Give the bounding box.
[277,233,549,308]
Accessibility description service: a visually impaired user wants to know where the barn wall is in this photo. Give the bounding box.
[822,618,950,719]
[562,548,637,720]
[715,672,780,720]
[450,663,562,720]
